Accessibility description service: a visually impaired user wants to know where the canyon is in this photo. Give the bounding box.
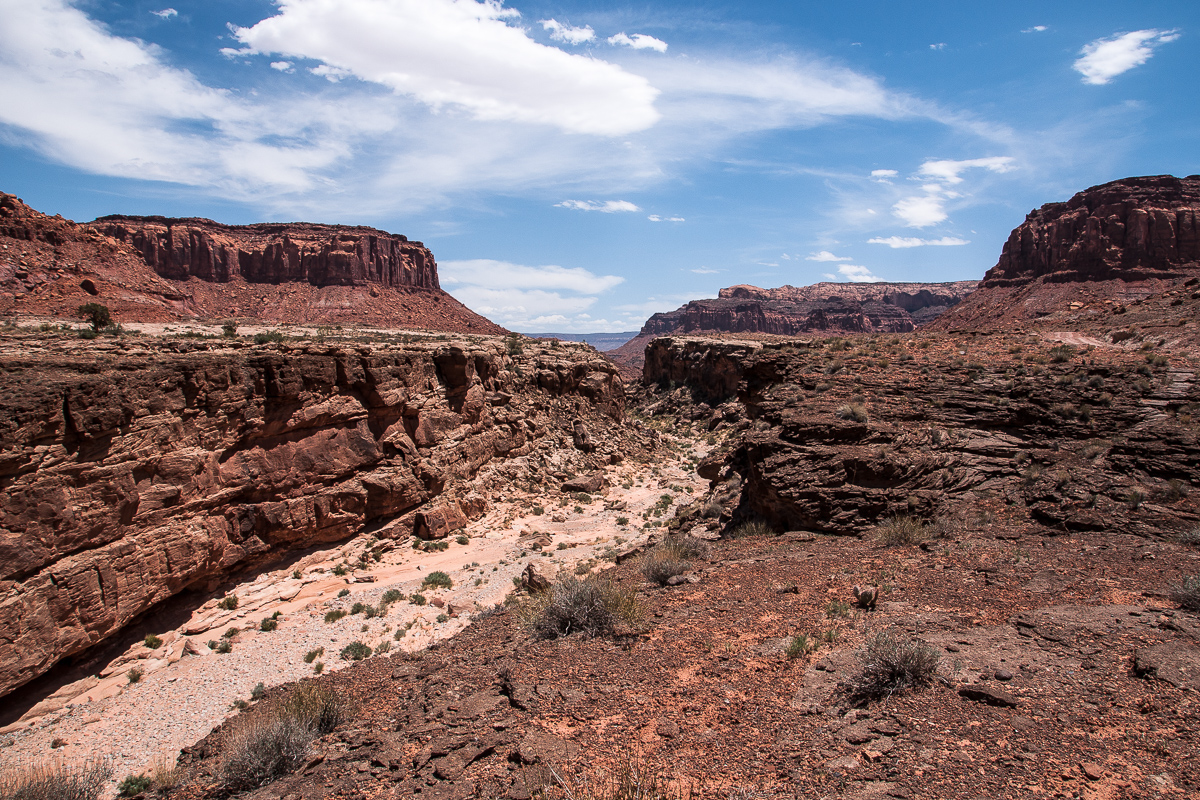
[1,177,1199,800]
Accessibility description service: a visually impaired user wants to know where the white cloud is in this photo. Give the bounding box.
[608,32,668,52]
[823,273,837,280]
[269,61,293,71]
[870,169,898,178]
[648,214,685,222]
[232,0,660,135]
[806,250,852,262]
[1074,29,1180,85]
[868,236,970,248]
[439,259,623,293]
[837,264,880,282]
[690,267,720,274]
[1022,25,1048,33]
[918,156,1015,184]
[892,195,947,228]
[929,43,946,50]
[151,8,177,19]
[540,19,594,45]
[556,199,640,213]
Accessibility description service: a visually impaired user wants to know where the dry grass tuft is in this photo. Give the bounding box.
[521,575,642,640]
[845,628,940,703]
[873,516,929,546]
[0,760,112,800]
[640,535,709,586]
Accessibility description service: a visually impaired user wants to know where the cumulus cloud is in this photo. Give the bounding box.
[648,214,685,222]
[231,0,660,135]
[806,250,852,262]
[868,236,970,248]
[836,264,880,282]
[269,61,293,71]
[892,195,947,228]
[608,32,668,52]
[439,259,625,330]
[870,169,898,178]
[1074,29,1180,85]
[1022,25,1048,33]
[556,199,640,212]
[917,156,1015,184]
[540,19,595,44]
[151,8,177,19]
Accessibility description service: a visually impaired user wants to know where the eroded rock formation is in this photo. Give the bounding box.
[0,335,626,698]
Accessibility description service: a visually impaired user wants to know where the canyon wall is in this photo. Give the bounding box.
[92,217,440,291]
[0,335,626,698]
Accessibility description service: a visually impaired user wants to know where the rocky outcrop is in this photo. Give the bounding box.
[91,217,440,290]
[644,335,1199,537]
[718,282,978,326]
[983,175,1200,287]
[0,335,627,699]
[0,193,505,333]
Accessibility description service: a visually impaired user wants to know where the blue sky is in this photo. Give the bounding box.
[1,1,1196,332]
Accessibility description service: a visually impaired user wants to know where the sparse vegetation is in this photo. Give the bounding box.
[0,760,113,800]
[521,575,642,640]
[728,519,771,538]
[117,773,152,797]
[873,516,929,546]
[340,641,372,661]
[845,628,940,703]
[381,589,404,604]
[422,570,453,590]
[253,330,285,345]
[456,534,470,545]
[127,667,144,684]
[77,302,111,332]
[786,634,817,659]
[143,634,163,649]
[260,617,278,632]
[410,593,427,605]
[303,647,324,663]
[836,403,869,423]
[825,599,850,619]
[250,682,266,701]
[323,609,348,624]
[217,593,239,611]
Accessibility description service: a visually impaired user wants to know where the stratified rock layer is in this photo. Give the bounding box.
[0,335,626,698]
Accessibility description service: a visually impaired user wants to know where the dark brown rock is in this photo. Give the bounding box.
[957,685,1018,707]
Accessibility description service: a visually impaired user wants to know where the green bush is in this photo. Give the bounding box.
[127,667,144,684]
[250,682,266,701]
[436,614,449,623]
[422,571,453,590]
[117,773,152,797]
[340,641,371,661]
[260,618,278,632]
[845,628,940,703]
[381,589,404,604]
[350,602,367,615]
[217,594,239,611]
[409,593,427,606]
[337,588,350,598]
[77,302,111,332]
[143,634,163,649]
[253,330,284,345]
[323,609,347,624]
[221,321,238,338]
[874,516,929,546]
[786,634,817,660]
[223,627,240,639]
[214,639,233,654]
[332,564,348,576]
[456,534,470,545]
[727,519,771,538]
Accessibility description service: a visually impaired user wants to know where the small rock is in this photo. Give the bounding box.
[1081,762,1104,781]
[958,684,1018,707]
[994,668,1014,682]
[655,719,679,738]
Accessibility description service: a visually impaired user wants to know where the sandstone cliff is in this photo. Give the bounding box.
[0,334,627,698]
[0,194,504,333]
[608,280,975,379]
[932,175,1200,337]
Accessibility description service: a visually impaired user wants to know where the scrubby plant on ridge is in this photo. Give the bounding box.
[421,571,453,590]
[0,759,112,800]
[844,628,940,704]
[520,575,642,640]
[640,534,709,586]
[873,516,929,546]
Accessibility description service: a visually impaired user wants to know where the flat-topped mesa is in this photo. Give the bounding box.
[640,280,977,337]
[89,216,441,291]
[985,174,1200,287]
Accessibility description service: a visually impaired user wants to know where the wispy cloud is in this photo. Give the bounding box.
[868,236,970,248]
[917,156,1015,184]
[929,43,946,51]
[1022,25,1048,33]
[1074,29,1180,85]
[440,259,625,330]
[557,199,641,213]
[540,19,595,45]
[806,250,852,262]
[690,267,720,274]
[608,32,668,52]
[648,214,685,222]
[150,8,177,19]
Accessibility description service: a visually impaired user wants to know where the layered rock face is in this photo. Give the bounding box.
[0,193,504,333]
[92,217,440,290]
[932,176,1200,337]
[0,335,626,698]
[640,280,976,338]
[983,175,1200,287]
[644,335,1199,536]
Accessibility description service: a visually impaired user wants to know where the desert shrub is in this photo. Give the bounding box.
[332,563,348,576]
[786,634,817,660]
[641,550,689,585]
[727,519,771,538]
[836,403,869,423]
[260,617,278,632]
[422,571,453,590]
[845,628,940,703]
[1164,479,1190,501]
[616,516,630,526]
[0,760,113,800]
[873,516,928,546]
[1172,575,1200,610]
[127,667,144,684]
[435,614,449,624]
[214,639,233,654]
[337,588,350,598]
[381,589,403,604]
[825,599,850,619]
[1049,344,1075,363]
[505,333,524,355]
[223,627,240,639]
[1177,527,1200,547]
[323,609,347,624]
[521,575,641,640]
[312,662,324,674]
[1126,489,1146,510]
[217,594,238,611]
[410,593,427,605]
[250,682,266,701]
[253,331,284,345]
[349,602,367,615]
[340,641,372,661]
[77,302,111,332]
[455,534,469,545]
[283,684,344,734]
[303,648,324,664]
[221,321,238,338]
[117,773,152,797]
[143,634,163,649]
[218,711,310,792]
